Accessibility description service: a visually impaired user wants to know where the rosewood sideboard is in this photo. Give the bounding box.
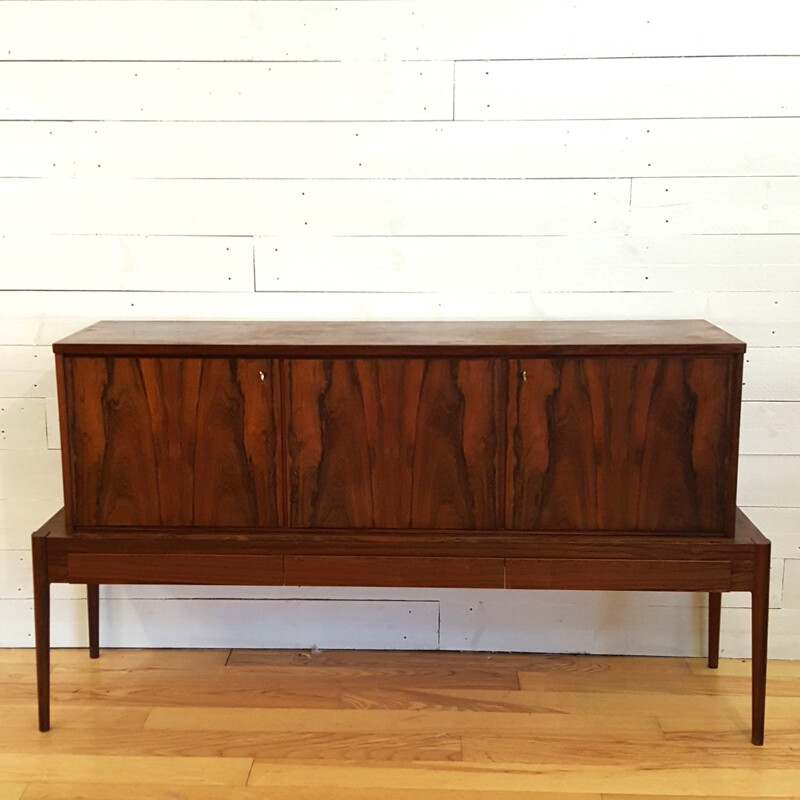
[31,320,771,743]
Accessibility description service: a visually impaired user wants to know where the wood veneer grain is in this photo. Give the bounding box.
[507,356,734,533]
[286,358,499,529]
[65,357,282,528]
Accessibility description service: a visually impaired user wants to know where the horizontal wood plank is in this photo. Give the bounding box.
[256,234,800,294]
[0,235,254,291]
[0,178,630,236]
[0,753,251,787]
[0,62,452,122]
[0,122,72,178]
[145,705,657,736]
[0,0,795,61]
[742,349,800,401]
[0,372,56,399]
[462,735,800,767]
[0,499,62,549]
[247,759,800,794]
[740,402,800,455]
[0,450,63,502]
[19,785,598,800]
[0,399,47,451]
[0,726,462,762]
[53,119,800,179]
[457,57,800,120]
[738,455,800,506]
[631,177,800,235]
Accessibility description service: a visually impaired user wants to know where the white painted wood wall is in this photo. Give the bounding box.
[1,0,798,658]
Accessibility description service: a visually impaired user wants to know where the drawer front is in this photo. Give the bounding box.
[65,356,283,528]
[286,358,500,529]
[285,556,504,588]
[505,559,733,591]
[68,553,284,585]
[506,356,736,533]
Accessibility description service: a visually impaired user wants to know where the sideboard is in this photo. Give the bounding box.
[32,320,771,743]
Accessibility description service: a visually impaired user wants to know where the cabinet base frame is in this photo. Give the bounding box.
[32,507,770,744]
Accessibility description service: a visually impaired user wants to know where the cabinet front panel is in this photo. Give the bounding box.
[286,359,499,529]
[507,357,734,533]
[66,357,282,528]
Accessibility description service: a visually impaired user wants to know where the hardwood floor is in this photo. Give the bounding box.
[1,649,799,799]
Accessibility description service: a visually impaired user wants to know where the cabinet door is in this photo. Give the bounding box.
[66,357,282,528]
[286,359,499,529]
[506,357,734,532]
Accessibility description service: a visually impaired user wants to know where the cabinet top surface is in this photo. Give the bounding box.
[54,319,745,356]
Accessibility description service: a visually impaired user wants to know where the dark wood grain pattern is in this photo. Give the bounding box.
[507,356,734,533]
[724,354,745,534]
[66,357,282,528]
[286,359,499,529]
[54,354,75,531]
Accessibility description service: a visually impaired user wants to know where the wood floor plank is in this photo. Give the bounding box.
[0,680,338,709]
[517,669,800,697]
[145,706,664,738]
[20,784,601,800]
[41,670,342,708]
[0,669,36,685]
[247,761,800,795]
[0,650,35,665]
[686,658,800,678]
[658,715,800,744]
[0,727,461,762]
[463,736,798,767]
[1,705,150,731]
[0,754,251,786]
[602,796,800,800]
[0,785,26,800]
[340,687,752,717]
[0,649,230,670]
[50,649,231,671]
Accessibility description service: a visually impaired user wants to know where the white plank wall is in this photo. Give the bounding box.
[0,0,798,658]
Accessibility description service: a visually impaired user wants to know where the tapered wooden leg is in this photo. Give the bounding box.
[751,543,770,746]
[32,534,51,732]
[708,591,721,669]
[87,584,100,659]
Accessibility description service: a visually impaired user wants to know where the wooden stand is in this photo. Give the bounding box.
[31,320,771,742]
[32,507,770,742]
